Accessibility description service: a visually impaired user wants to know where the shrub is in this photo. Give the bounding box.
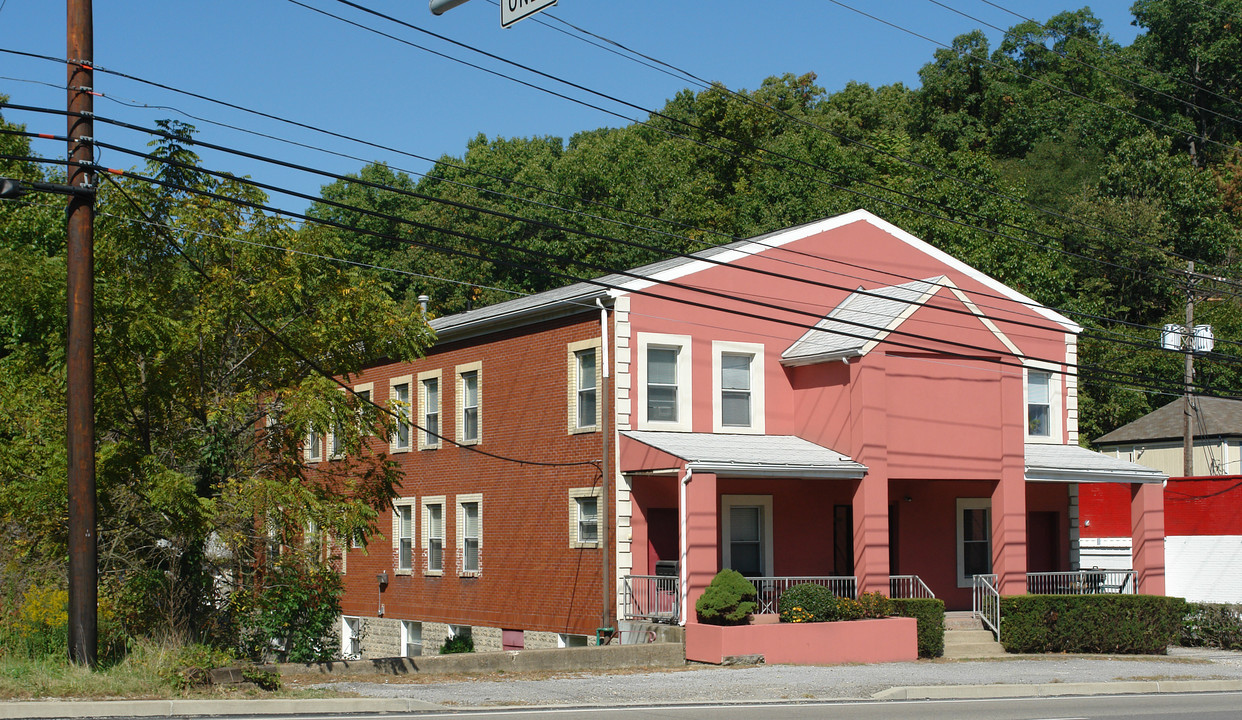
[160,643,236,690]
[857,591,893,619]
[999,595,1186,654]
[695,569,758,625]
[235,559,343,663]
[831,597,865,621]
[440,634,475,654]
[1181,602,1242,649]
[778,583,835,622]
[890,598,945,658]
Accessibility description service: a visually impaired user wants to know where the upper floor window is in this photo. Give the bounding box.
[390,376,412,452]
[457,362,482,444]
[458,495,482,575]
[576,350,597,429]
[423,497,445,575]
[712,341,765,434]
[419,370,441,450]
[567,339,602,433]
[304,427,323,463]
[637,332,693,432]
[1027,370,1051,437]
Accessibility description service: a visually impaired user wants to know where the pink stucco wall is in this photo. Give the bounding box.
[685,617,918,665]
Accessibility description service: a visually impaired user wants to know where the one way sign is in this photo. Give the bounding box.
[501,0,556,27]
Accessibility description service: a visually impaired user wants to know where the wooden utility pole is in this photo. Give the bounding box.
[1184,262,1195,477]
[66,0,97,668]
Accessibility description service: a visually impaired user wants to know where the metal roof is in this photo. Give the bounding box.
[621,431,867,479]
[1094,396,1242,445]
[781,277,942,365]
[1025,443,1165,484]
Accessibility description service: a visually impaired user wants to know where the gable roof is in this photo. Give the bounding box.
[431,209,1080,342]
[621,431,867,479]
[1095,396,1242,445]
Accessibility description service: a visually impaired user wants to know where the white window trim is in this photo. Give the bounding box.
[400,620,423,657]
[389,374,413,453]
[720,494,774,576]
[567,338,603,434]
[422,496,446,576]
[568,486,602,548]
[456,362,482,445]
[417,369,442,450]
[711,340,765,434]
[457,493,482,576]
[341,616,362,659]
[304,426,323,463]
[392,497,417,575]
[956,498,992,588]
[1023,363,1063,444]
[636,332,693,432]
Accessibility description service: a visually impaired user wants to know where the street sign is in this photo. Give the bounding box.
[501,0,556,27]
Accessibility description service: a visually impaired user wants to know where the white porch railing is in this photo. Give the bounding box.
[621,575,680,624]
[1027,570,1135,595]
[973,573,1001,640]
[750,576,857,614]
[889,574,935,599]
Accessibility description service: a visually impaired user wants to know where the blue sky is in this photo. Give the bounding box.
[0,1,1144,213]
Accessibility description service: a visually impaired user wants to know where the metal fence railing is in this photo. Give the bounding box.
[749,576,857,614]
[973,573,1001,640]
[1026,570,1136,595]
[620,575,680,624]
[889,574,935,599]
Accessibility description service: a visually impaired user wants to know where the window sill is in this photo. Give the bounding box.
[394,569,413,577]
[458,571,481,578]
[569,425,598,435]
[389,446,412,454]
[570,542,600,550]
[425,570,444,577]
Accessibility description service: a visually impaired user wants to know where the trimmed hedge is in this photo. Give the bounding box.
[1181,602,1242,649]
[695,569,758,625]
[890,598,945,658]
[999,595,1186,654]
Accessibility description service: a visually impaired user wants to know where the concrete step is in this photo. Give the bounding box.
[943,619,1006,659]
[944,612,985,631]
[942,640,1007,658]
[944,630,997,644]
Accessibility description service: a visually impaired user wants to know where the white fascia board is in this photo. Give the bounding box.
[688,461,868,479]
[1025,468,1165,484]
[432,288,610,342]
[779,349,863,367]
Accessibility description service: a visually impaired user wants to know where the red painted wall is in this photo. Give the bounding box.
[1082,476,1242,538]
[1079,483,1132,538]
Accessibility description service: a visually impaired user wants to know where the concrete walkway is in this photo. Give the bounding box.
[4,648,1242,718]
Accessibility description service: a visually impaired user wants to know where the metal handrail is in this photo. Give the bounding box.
[620,575,680,624]
[1026,570,1136,595]
[973,573,1000,641]
[749,576,857,614]
[889,574,935,599]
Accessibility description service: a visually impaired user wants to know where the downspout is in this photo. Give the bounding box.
[596,299,612,637]
[679,466,692,626]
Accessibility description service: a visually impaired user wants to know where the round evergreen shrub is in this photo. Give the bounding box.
[694,569,758,625]
[778,583,834,622]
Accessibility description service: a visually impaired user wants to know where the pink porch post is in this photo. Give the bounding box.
[684,471,719,619]
[1130,482,1165,595]
[991,367,1027,595]
[851,358,890,595]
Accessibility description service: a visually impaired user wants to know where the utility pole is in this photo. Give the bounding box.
[66,0,97,668]
[1184,261,1195,478]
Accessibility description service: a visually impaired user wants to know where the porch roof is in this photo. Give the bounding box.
[621,431,868,479]
[1025,443,1165,484]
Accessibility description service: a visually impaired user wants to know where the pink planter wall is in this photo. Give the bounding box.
[685,617,918,665]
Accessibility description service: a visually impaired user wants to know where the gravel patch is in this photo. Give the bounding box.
[310,650,1242,707]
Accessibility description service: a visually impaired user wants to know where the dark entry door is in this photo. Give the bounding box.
[647,508,679,575]
[833,505,853,576]
[1026,511,1060,573]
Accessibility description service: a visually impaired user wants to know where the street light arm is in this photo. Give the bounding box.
[429,0,472,15]
[0,176,95,198]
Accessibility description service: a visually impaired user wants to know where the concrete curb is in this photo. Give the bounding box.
[871,678,1242,700]
[0,697,442,719]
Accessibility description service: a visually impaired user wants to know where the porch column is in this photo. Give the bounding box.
[850,357,889,595]
[683,470,718,620]
[1130,482,1165,595]
[991,365,1027,595]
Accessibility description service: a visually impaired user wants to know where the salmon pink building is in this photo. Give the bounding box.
[323,210,1165,659]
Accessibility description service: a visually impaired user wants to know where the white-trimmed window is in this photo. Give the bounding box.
[956,498,992,587]
[393,498,416,574]
[568,487,601,548]
[721,495,773,577]
[636,332,692,431]
[558,633,589,648]
[304,427,323,463]
[712,341,765,433]
[1024,364,1062,442]
[400,620,422,657]
[354,384,373,440]
[457,494,482,575]
[422,496,446,575]
[389,375,412,452]
[567,339,602,433]
[418,370,442,450]
[341,616,362,659]
[456,362,482,445]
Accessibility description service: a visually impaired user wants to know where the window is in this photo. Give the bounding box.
[400,620,422,657]
[712,341,766,433]
[1027,370,1051,437]
[353,385,372,440]
[721,495,773,577]
[393,500,415,574]
[637,333,692,431]
[567,339,602,433]
[458,494,482,575]
[956,498,992,587]
[390,376,412,452]
[422,497,445,575]
[350,530,365,550]
[329,419,344,459]
[568,487,601,548]
[341,616,362,659]
[456,362,482,444]
[304,427,323,462]
[558,633,589,648]
[418,370,441,450]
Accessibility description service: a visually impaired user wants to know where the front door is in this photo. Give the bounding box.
[647,508,678,575]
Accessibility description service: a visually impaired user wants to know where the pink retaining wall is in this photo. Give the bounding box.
[685,617,918,665]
